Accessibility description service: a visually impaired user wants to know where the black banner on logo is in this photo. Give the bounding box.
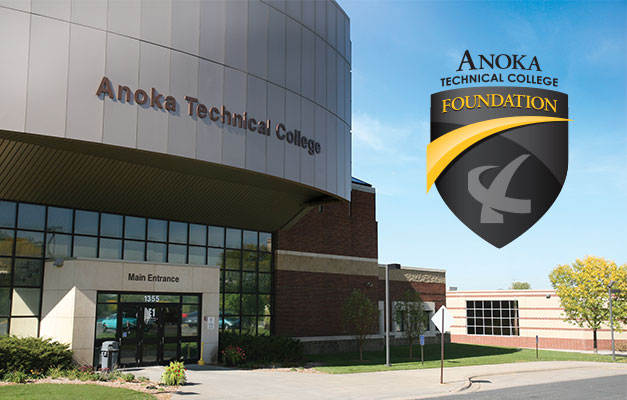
[428,87,569,248]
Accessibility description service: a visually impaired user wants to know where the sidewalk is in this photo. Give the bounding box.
[130,361,627,400]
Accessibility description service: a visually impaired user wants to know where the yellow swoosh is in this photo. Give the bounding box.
[426,116,570,192]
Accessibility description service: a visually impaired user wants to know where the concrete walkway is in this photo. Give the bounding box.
[129,361,627,399]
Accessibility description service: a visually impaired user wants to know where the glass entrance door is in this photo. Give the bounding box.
[95,292,201,368]
[117,304,181,366]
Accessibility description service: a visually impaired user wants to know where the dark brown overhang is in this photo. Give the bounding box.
[0,130,342,232]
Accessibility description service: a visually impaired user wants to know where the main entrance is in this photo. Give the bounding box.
[95,292,201,367]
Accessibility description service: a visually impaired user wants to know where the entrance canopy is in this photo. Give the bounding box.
[0,131,339,232]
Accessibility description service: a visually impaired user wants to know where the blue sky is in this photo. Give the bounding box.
[341,0,626,290]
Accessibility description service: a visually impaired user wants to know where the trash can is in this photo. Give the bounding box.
[100,341,119,370]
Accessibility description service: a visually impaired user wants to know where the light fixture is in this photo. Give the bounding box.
[53,258,64,267]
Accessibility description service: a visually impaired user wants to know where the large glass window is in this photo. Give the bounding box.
[0,199,274,338]
[466,300,519,336]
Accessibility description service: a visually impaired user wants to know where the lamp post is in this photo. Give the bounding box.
[608,280,618,361]
[386,263,401,367]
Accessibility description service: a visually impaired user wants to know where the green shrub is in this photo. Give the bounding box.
[123,373,135,382]
[219,332,304,366]
[0,336,73,377]
[47,366,64,379]
[3,370,29,383]
[161,361,186,386]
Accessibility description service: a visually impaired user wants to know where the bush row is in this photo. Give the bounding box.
[0,336,73,376]
[219,332,304,366]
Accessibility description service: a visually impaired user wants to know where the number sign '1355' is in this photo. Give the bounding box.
[144,295,160,303]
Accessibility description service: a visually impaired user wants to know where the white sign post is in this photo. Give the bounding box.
[431,306,453,384]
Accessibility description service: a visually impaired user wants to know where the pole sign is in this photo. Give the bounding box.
[420,335,425,346]
[431,306,454,333]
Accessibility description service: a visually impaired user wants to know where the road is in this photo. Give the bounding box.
[424,375,627,400]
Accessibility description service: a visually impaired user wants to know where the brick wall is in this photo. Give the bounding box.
[452,334,626,351]
[275,270,379,337]
[274,269,446,337]
[276,188,377,259]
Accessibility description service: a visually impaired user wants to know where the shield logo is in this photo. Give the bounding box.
[427,87,569,248]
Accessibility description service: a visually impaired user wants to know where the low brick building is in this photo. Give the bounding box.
[447,289,626,352]
[275,178,446,352]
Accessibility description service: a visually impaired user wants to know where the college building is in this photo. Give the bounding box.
[0,0,445,367]
[447,289,626,351]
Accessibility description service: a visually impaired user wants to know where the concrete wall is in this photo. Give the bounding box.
[40,259,219,365]
[0,0,351,200]
[447,290,627,351]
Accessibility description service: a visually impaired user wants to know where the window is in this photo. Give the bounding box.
[0,199,274,338]
[466,300,519,336]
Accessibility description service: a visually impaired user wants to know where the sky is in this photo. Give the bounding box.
[340,0,626,290]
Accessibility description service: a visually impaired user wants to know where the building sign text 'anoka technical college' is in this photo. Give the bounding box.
[96,76,322,156]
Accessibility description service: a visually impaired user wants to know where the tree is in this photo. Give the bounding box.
[510,281,531,290]
[549,256,627,353]
[342,289,378,361]
[394,290,429,358]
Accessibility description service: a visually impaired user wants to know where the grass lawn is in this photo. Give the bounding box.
[307,343,626,374]
[0,384,155,399]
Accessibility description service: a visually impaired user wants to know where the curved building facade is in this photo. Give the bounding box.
[0,0,352,366]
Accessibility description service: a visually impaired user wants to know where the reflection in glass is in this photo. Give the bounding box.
[241,294,256,315]
[189,224,206,246]
[97,293,117,303]
[17,203,45,230]
[258,273,271,293]
[259,252,271,272]
[100,213,123,238]
[259,232,272,252]
[181,304,198,337]
[0,201,16,228]
[47,207,73,233]
[120,344,136,365]
[164,343,177,361]
[99,238,122,259]
[143,343,157,363]
[243,251,256,271]
[45,233,71,258]
[124,240,145,261]
[74,235,97,258]
[242,272,256,293]
[207,248,224,267]
[188,246,205,265]
[257,315,270,336]
[226,228,241,249]
[225,271,240,293]
[13,259,43,287]
[74,210,98,235]
[15,231,44,257]
[0,317,7,335]
[169,222,188,244]
[168,244,186,264]
[180,341,198,360]
[224,294,240,315]
[0,288,10,315]
[225,250,240,270]
[258,295,271,315]
[125,216,146,240]
[182,296,199,304]
[0,229,14,256]
[241,316,256,335]
[0,258,11,286]
[243,230,258,250]
[147,242,166,262]
[147,219,167,242]
[208,226,224,247]
[96,303,117,339]
[163,306,180,337]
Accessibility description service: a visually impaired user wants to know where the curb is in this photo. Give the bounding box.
[449,363,625,394]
